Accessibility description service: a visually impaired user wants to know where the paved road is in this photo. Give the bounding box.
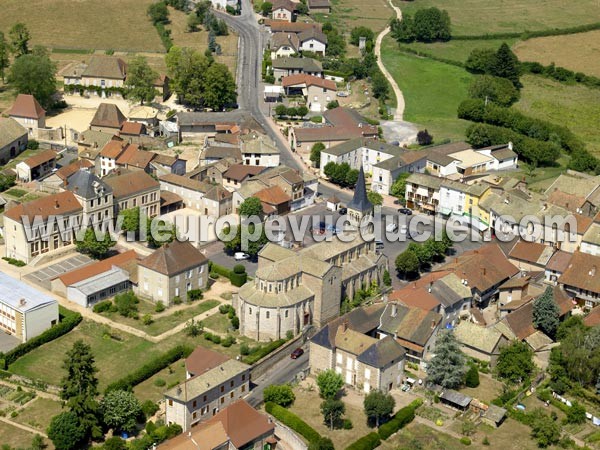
[214,0,301,171]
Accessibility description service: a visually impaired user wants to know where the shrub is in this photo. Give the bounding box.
[93,300,113,314]
[114,291,139,318]
[219,304,233,314]
[240,343,250,355]
[172,296,182,305]
[105,345,192,393]
[465,365,480,388]
[460,437,471,446]
[343,419,353,429]
[266,402,321,443]
[188,289,203,301]
[231,316,240,329]
[155,301,165,313]
[221,335,236,347]
[345,432,381,450]
[154,378,166,387]
[378,399,422,440]
[233,264,246,274]
[142,314,154,326]
[242,339,286,364]
[264,384,295,407]
[230,271,247,287]
[2,307,82,369]
[482,436,490,446]
[142,400,159,418]
[1,257,25,267]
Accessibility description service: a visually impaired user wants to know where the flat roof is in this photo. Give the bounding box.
[0,272,58,312]
[69,267,129,296]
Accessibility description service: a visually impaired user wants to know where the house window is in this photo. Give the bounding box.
[221,397,225,404]
[192,400,197,408]
[230,392,234,398]
[266,311,270,319]
[336,353,342,364]
[220,386,224,393]
[192,412,197,419]
[230,380,234,387]
[168,399,173,406]
[203,395,207,402]
[285,310,289,318]
[241,385,246,393]
[242,374,246,381]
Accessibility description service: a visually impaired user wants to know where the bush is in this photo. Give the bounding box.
[465,365,480,388]
[231,316,240,329]
[142,400,159,418]
[172,296,182,305]
[26,140,39,150]
[378,399,422,439]
[240,343,250,355]
[345,432,381,450]
[2,307,82,369]
[482,436,490,446]
[221,335,236,347]
[460,437,471,446]
[1,257,25,267]
[155,301,165,313]
[242,339,286,364]
[114,291,139,318]
[233,264,246,274]
[264,384,295,407]
[93,300,113,314]
[266,402,321,443]
[105,345,192,393]
[188,289,203,301]
[230,271,248,287]
[219,304,233,314]
[343,419,353,429]
[142,314,154,326]
[154,378,166,387]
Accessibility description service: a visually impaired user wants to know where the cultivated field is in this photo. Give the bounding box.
[514,30,600,78]
[401,38,518,65]
[397,0,600,36]
[0,421,52,449]
[0,0,163,52]
[13,398,63,433]
[317,0,394,35]
[380,36,473,141]
[516,75,600,157]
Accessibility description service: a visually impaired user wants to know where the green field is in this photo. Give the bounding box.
[13,397,63,433]
[381,36,473,141]
[397,0,600,36]
[0,421,50,449]
[202,312,232,334]
[516,75,600,157]
[8,320,248,391]
[134,359,187,403]
[400,38,518,65]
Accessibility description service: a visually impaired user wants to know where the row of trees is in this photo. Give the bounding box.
[275,104,309,119]
[394,233,453,277]
[465,43,521,88]
[391,7,451,43]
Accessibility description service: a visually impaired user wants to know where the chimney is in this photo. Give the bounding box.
[428,282,433,293]
[55,199,60,209]
[431,320,436,330]
[391,303,397,318]
[342,319,349,331]
[590,266,597,276]
[508,141,513,150]
[482,267,486,276]
[413,282,417,289]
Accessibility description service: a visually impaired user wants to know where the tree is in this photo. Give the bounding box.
[184,318,204,336]
[261,1,273,16]
[316,370,344,400]
[416,129,433,146]
[47,412,86,450]
[263,384,295,407]
[30,434,46,450]
[533,286,560,338]
[395,249,420,277]
[465,364,480,388]
[565,401,586,424]
[275,104,288,117]
[412,7,451,42]
[8,53,56,109]
[310,142,325,167]
[297,105,309,118]
[363,390,395,427]
[187,13,202,32]
[0,32,9,82]
[391,15,415,43]
[297,0,309,15]
[327,100,339,110]
[101,390,143,433]
[0,173,16,192]
[490,43,521,88]
[165,46,211,107]
[383,270,392,286]
[350,26,375,46]
[370,70,389,100]
[321,399,345,430]
[496,340,534,384]
[286,106,298,118]
[121,207,141,235]
[9,23,30,57]
[465,49,496,75]
[367,191,383,206]
[147,1,170,25]
[125,56,159,105]
[202,62,237,110]
[530,409,561,448]
[468,75,519,106]
[103,436,127,450]
[76,228,115,259]
[239,197,263,217]
[146,217,176,248]
[426,330,466,389]
[390,172,410,200]
[114,291,139,318]
[308,437,335,450]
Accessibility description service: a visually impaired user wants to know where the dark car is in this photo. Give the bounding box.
[291,348,304,359]
[398,208,413,215]
[393,199,402,205]
[338,207,347,215]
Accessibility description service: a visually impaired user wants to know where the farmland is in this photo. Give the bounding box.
[400,38,518,65]
[397,0,600,36]
[380,36,473,141]
[313,0,393,35]
[0,0,163,52]
[513,30,600,78]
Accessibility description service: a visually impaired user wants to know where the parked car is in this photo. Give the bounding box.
[385,222,398,232]
[400,225,408,234]
[338,207,347,215]
[234,252,250,260]
[401,384,410,392]
[398,208,412,215]
[291,348,304,359]
[393,199,402,205]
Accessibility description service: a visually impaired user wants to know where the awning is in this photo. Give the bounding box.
[439,207,452,216]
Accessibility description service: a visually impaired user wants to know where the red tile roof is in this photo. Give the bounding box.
[100,140,128,159]
[185,347,230,377]
[120,121,145,136]
[584,307,600,327]
[282,73,336,90]
[389,286,440,311]
[4,191,82,222]
[56,159,94,181]
[254,185,291,206]
[6,94,45,119]
[223,164,266,181]
[56,250,139,286]
[21,149,57,168]
[558,251,600,294]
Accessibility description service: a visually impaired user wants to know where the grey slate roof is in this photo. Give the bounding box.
[0,118,27,149]
[440,389,472,408]
[357,335,405,367]
[347,165,372,213]
[65,170,112,199]
[272,57,323,73]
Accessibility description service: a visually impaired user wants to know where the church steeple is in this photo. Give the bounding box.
[347,165,372,213]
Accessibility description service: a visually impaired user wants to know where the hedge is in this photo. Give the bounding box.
[1,306,82,369]
[105,345,193,393]
[378,398,422,440]
[209,261,247,287]
[265,402,321,444]
[521,61,600,90]
[457,98,585,154]
[242,339,287,365]
[345,433,381,450]
[452,21,600,41]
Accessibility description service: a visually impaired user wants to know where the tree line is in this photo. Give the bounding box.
[391,7,451,43]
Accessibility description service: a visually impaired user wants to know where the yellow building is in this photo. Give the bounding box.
[463,183,491,230]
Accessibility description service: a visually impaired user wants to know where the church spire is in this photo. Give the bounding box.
[347,165,372,213]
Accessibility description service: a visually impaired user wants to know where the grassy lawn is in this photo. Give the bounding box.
[380,422,464,450]
[323,0,393,35]
[0,0,163,52]
[514,30,600,78]
[99,299,220,336]
[397,0,600,36]
[134,358,187,403]
[202,312,232,333]
[381,35,473,141]
[0,421,50,449]
[401,38,518,65]
[288,385,371,449]
[459,373,503,404]
[516,75,600,157]
[13,397,63,432]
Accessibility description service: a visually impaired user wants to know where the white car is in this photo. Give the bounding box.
[400,225,408,234]
[385,222,398,232]
[234,252,250,260]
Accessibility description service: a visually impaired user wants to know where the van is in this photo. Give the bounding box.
[375,240,384,249]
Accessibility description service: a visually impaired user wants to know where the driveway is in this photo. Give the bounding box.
[0,333,21,353]
[24,254,93,290]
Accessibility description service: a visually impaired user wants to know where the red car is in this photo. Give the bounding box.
[290,348,304,359]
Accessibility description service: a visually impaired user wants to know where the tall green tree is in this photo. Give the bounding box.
[363,390,395,427]
[395,249,420,277]
[8,53,56,108]
[390,172,410,200]
[9,22,30,57]
[263,384,295,407]
[125,56,159,105]
[0,32,9,82]
[391,15,415,43]
[260,2,273,16]
[239,197,263,217]
[465,364,480,388]
[320,399,345,430]
[202,62,237,110]
[76,228,115,259]
[496,340,534,384]
[468,75,519,106]
[465,49,496,74]
[147,1,170,25]
[47,411,86,450]
[367,191,383,206]
[60,340,100,440]
[533,286,560,338]
[530,409,561,448]
[426,330,466,389]
[165,45,211,106]
[350,26,375,46]
[146,217,176,248]
[412,7,451,42]
[490,43,521,88]
[316,369,344,400]
[121,207,141,235]
[101,390,143,433]
[310,142,325,167]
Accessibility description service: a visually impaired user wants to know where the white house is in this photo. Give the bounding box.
[270,32,300,59]
[282,74,337,112]
[240,134,280,167]
[271,0,295,21]
[298,28,328,56]
[439,180,467,219]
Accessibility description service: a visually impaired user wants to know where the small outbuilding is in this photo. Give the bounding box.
[482,404,507,428]
[326,195,341,211]
[439,389,472,411]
